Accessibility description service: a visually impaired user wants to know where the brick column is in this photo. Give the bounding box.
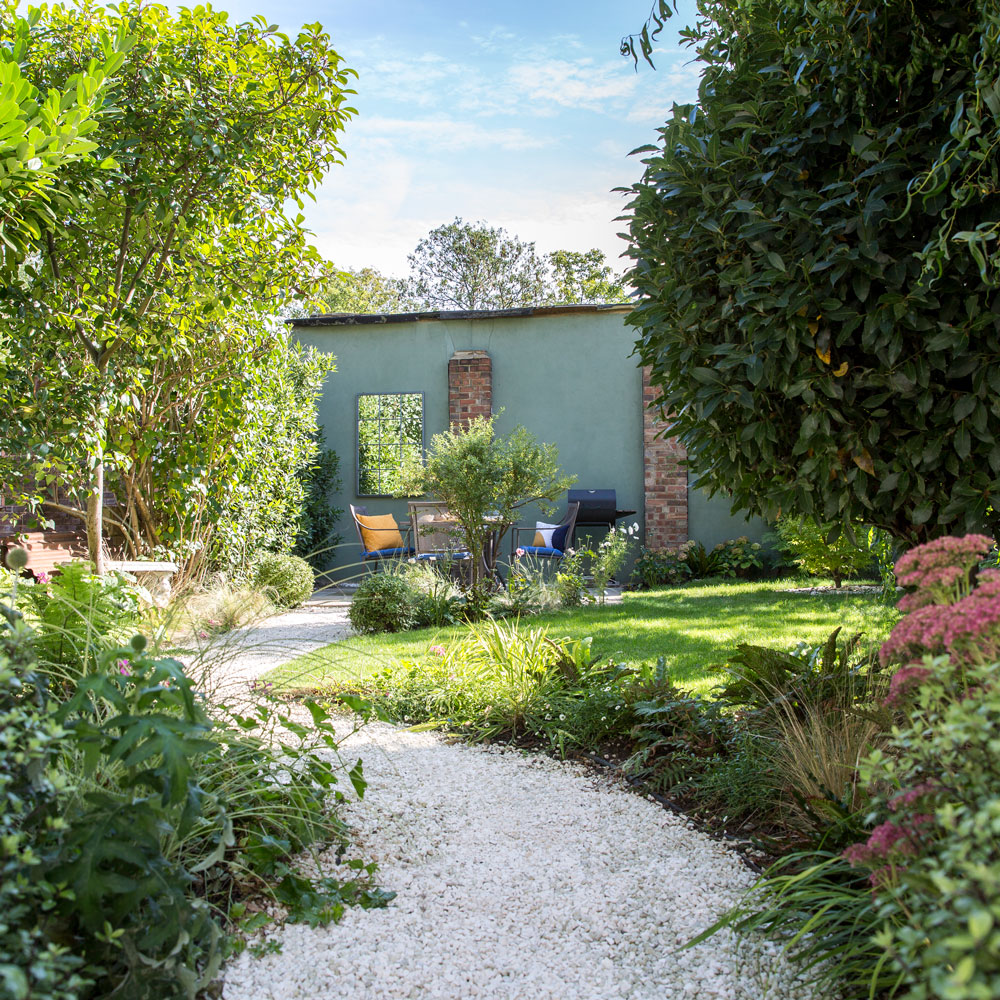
[642,366,688,549]
[448,350,492,429]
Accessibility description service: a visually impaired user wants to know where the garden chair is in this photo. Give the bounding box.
[509,502,580,562]
[349,504,414,569]
[407,501,471,561]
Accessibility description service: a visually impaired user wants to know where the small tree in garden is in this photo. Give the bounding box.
[396,415,575,601]
[624,0,1000,543]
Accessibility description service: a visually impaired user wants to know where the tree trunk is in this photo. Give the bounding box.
[87,448,106,575]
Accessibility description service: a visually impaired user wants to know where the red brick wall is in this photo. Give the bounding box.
[448,350,492,429]
[642,366,688,548]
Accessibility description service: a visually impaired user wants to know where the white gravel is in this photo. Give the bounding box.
[222,721,814,1000]
[190,590,353,703]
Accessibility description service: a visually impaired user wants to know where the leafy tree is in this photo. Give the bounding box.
[396,414,575,601]
[545,249,627,304]
[407,217,548,310]
[0,1,355,571]
[301,266,419,315]
[0,7,123,277]
[624,0,1000,543]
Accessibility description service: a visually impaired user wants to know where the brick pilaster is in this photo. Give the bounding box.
[448,350,492,429]
[642,366,688,548]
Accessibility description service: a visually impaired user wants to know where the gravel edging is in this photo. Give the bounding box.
[222,720,816,1000]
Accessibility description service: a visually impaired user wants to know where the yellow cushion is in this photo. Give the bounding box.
[357,513,404,553]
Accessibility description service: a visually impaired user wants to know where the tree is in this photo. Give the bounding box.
[299,266,419,315]
[624,1,1000,544]
[396,414,575,601]
[545,249,627,305]
[407,218,548,310]
[0,2,355,571]
[0,8,122,277]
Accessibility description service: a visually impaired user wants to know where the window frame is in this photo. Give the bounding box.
[355,390,426,498]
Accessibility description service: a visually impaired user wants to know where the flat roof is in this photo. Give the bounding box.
[288,302,632,328]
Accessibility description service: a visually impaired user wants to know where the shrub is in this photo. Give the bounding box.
[294,429,344,572]
[629,546,692,588]
[367,620,610,747]
[253,553,314,608]
[349,572,424,634]
[849,655,1000,999]
[399,563,465,627]
[1,579,390,999]
[1,606,90,1000]
[554,547,590,608]
[773,515,875,587]
[625,0,1000,542]
[712,536,764,578]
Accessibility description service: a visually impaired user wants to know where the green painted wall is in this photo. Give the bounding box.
[295,309,766,578]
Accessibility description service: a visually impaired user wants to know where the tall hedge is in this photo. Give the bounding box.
[625,1,1000,542]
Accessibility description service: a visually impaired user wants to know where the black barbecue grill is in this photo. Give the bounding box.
[567,489,636,532]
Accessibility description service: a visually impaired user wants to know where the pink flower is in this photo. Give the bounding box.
[883,665,931,706]
[888,782,938,812]
[429,644,446,656]
[198,630,209,639]
[117,658,131,676]
[35,570,50,585]
[515,547,525,558]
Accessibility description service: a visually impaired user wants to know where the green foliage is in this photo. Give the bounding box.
[630,537,765,589]
[363,619,612,747]
[397,413,575,597]
[1,608,89,1000]
[349,572,424,635]
[0,577,389,998]
[857,656,1000,999]
[0,8,122,277]
[294,430,344,572]
[407,217,548,310]
[629,546,693,588]
[625,1,1000,542]
[300,266,419,315]
[253,553,314,609]
[690,852,901,999]
[26,561,144,676]
[773,516,875,588]
[588,525,636,604]
[553,547,591,608]
[0,0,356,567]
[543,249,627,305]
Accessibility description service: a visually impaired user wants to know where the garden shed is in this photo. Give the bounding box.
[291,304,765,576]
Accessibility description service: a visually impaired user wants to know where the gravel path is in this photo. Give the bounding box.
[192,589,353,702]
[222,721,813,1000]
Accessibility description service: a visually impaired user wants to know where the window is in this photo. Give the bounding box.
[357,392,424,496]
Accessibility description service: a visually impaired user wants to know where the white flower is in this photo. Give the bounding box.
[558,714,566,721]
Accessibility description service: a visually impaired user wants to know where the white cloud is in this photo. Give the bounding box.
[506,58,638,111]
[346,116,553,153]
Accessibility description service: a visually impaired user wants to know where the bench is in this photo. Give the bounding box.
[106,560,179,605]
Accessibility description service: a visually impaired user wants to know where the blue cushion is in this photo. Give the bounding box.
[551,523,570,551]
[362,546,414,560]
[519,545,563,558]
[416,551,470,560]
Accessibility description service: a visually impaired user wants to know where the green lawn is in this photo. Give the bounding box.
[270,578,900,696]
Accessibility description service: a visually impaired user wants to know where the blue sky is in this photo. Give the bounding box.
[217,0,703,276]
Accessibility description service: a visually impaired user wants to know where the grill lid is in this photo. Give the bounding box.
[568,489,617,524]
